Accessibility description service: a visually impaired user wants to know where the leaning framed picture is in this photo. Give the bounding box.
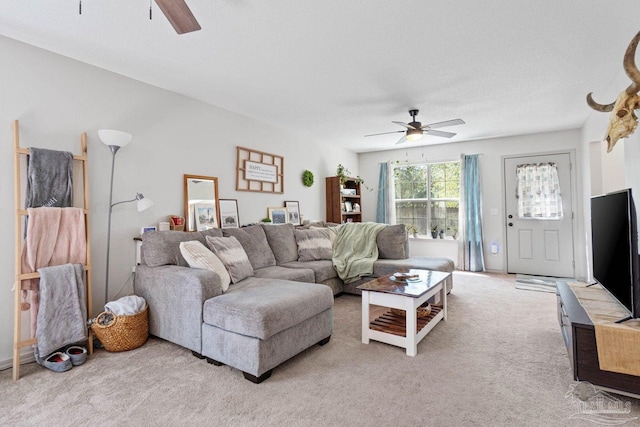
[267,207,288,224]
[218,199,240,228]
[194,202,218,230]
[284,201,301,225]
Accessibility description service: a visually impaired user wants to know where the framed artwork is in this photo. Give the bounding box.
[268,207,288,225]
[194,202,218,230]
[344,201,353,212]
[218,199,240,228]
[284,201,301,225]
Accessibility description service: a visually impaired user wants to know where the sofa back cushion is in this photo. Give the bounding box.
[294,228,333,261]
[205,236,254,284]
[221,225,276,269]
[141,229,223,267]
[376,224,409,259]
[179,240,231,291]
[261,223,298,264]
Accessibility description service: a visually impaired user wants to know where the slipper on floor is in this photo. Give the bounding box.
[65,346,87,366]
[43,352,72,372]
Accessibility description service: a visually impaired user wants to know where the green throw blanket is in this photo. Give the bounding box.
[332,222,387,284]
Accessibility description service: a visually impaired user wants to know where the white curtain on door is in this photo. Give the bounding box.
[516,162,563,219]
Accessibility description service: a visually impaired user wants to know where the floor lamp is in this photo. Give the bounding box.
[99,130,154,305]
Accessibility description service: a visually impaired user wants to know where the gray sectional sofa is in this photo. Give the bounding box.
[134,222,454,383]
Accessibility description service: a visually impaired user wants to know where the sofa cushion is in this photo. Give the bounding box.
[205,236,254,284]
[253,265,315,283]
[261,223,298,264]
[222,225,276,269]
[202,278,333,340]
[377,224,408,259]
[179,240,231,291]
[142,230,203,267]
[294,228,333,261]
[281,260,338,283]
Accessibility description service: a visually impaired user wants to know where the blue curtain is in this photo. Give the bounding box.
[376,162,388,223]
[464,155,485,271]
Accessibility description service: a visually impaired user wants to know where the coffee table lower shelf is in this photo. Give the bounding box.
[370,306,443,337]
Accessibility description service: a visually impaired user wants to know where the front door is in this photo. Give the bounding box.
[504,153,575,277]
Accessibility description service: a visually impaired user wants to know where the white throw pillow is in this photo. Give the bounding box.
[179,240,231,291]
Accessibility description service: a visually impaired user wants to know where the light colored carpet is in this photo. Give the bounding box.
[2,272,639,426]
[515,274,565,293]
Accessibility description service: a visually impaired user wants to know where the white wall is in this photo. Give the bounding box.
[0,36,357,367]
[581,67,640,282]
[358,129,586,276]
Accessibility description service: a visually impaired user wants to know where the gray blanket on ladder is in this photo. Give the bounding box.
[35,263,87,360]
[26,147,73,208]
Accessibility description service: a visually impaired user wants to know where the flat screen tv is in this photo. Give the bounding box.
[591,188,640,322]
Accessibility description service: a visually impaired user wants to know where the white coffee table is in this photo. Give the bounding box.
[357,269,450,356]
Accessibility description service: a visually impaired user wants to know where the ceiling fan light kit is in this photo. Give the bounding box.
[365,109,465,145]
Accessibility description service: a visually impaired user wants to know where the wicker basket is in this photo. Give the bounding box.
[91,304,149,352]
[390,303,432,318]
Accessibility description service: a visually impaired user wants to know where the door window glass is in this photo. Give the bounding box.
[516,163,563,219]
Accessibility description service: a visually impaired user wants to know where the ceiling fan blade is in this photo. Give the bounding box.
[364,130,405,137]
[154,0,201,34]
[425,129,457,138]
[422,118,465,129]
[392,121,416,130]
[395,135,407,145]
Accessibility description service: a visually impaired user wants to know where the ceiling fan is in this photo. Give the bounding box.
[154,0,201,34]
[365,109,465,145]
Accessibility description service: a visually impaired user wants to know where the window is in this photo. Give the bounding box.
[394,162,460,237]
[515,162,563,219]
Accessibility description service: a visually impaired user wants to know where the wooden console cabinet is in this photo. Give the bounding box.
[556,281,640,396]
[325,176,362,223]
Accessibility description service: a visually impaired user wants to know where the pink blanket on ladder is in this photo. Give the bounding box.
[21,207,86,337]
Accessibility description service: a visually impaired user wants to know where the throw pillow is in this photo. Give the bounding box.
[205,235,254,284]
[377,224,408,259]
[221,225,276,269]
[179,240,231,291]
[294,228,333,261]
[310,226,338,244]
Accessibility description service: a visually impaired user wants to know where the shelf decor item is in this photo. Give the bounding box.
[284,201,301,225]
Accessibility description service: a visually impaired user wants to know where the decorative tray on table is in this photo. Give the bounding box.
[389,272,420,283]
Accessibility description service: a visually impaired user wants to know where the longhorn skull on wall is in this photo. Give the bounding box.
[587,31,640,152]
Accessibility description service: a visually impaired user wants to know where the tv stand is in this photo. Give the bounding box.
[556,282,640,397]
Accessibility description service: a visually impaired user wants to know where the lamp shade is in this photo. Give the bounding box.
[98,129,132,148]
[135,193,154,212]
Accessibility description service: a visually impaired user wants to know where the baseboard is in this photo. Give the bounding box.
[0,351,36,371]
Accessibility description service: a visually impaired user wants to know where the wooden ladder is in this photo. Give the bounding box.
[12,120,93,380]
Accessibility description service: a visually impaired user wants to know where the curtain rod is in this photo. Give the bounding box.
[377,153,483,165]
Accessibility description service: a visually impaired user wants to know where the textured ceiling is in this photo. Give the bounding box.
[2,1,640,152]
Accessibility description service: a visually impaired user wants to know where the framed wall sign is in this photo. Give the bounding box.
[284,201,301,225]
[218,199,240,228]
[236,146,284,193]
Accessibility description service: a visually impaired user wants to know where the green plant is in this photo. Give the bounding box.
[302,170,314,187]
[336,164,349,185]
[261,217,272,223]
[431,223,439,232]
[337,164,367,188]
[406,224,418,234]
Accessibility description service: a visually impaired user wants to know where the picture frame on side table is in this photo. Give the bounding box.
[194,202,218,230]
[218,199,240,228]
[268,207,288,225]
[284,201,301,225]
